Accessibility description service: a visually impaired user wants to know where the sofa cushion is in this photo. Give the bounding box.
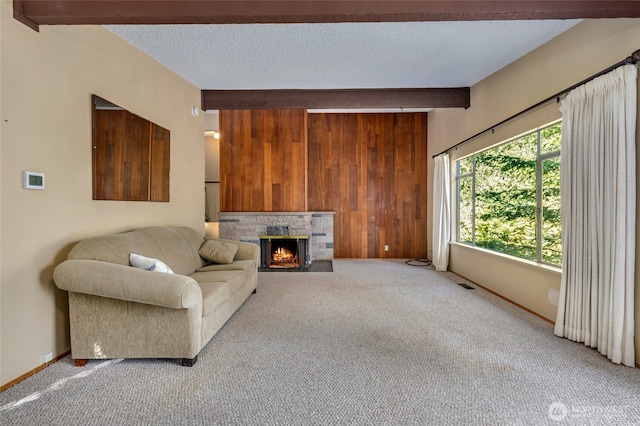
[198,281,231,316]
[196,259,255,273]
[199,240,238,264]
[67,226,206,276]
[191,270,248,294]
[67,231,159,267]
[138,227,205,276]
[129,253,174,274]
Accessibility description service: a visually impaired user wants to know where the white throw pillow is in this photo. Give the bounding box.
[129,253,174,274]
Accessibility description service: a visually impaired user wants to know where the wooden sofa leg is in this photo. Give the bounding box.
[252,288,257,294]
[75,359,88,367]
[182,355,198,367]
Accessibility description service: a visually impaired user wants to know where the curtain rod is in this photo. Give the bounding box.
[432,48,640,159]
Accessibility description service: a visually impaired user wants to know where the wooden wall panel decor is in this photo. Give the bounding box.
[93,109,151,201]
[92,97,170,202]
[307,113,428,259]
[219,109,307,212]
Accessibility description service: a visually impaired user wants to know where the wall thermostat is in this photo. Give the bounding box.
[23,171,45,190]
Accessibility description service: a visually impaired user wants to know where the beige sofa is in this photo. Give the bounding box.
[53,226,259,366]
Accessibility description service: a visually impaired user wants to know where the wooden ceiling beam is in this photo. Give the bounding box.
[201,88,470,110]
[14,1,640,30]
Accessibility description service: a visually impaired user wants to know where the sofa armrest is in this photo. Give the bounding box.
[53,259,201,309]
[210,238,260,263]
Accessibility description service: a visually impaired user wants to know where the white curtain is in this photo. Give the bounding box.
[432,153,451,271]
[554,64,637,367]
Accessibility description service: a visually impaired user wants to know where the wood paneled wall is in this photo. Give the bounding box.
[307,113,428,258]
[219,109,307,212]
[219,110,427,259]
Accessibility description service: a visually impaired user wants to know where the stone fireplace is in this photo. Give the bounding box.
[218,212,334,267]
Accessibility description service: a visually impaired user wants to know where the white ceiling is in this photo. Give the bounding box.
[106,20,581,91]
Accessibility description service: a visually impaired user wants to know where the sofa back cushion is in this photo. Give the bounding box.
[67,226,206,276]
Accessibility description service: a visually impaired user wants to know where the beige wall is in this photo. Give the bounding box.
[1,2,205,386]
[427,19,640,362]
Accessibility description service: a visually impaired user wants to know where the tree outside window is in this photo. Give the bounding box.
[456,122,562,266]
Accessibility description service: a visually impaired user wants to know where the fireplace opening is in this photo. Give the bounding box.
[260,236,309,270]
[271,240,299,268]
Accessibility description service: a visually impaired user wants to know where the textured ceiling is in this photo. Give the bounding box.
[106,20,581,91]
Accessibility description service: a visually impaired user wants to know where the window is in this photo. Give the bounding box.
[456,121,562,265]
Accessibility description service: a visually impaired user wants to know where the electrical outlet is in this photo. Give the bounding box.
[42,352,53,363]
[548,288,559,307]
[384,245,389,252]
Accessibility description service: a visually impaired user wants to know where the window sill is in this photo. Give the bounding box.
[449,241,562,276]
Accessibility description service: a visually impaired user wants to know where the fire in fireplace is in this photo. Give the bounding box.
[271,240,298,268]
[260,236,309,270]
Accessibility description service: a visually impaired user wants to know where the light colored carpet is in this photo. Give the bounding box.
[1,259,639,425]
